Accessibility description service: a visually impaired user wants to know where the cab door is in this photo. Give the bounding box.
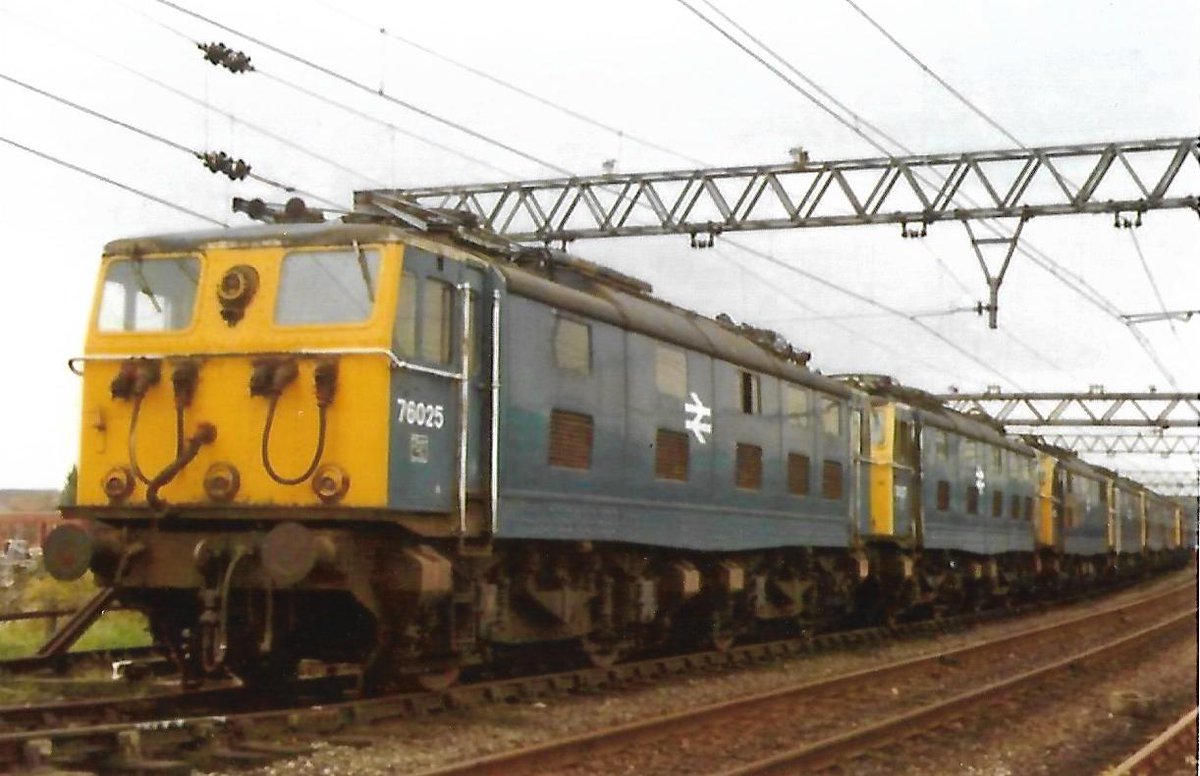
[388,247,492,517]
[891,410,919,539]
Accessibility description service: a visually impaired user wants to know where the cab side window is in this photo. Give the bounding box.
[394,271,417,356]
[421,278,453,364]
[394,270,455,365]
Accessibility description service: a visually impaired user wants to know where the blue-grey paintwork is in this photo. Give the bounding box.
[497,295,856,552]
[918,426,1038,555]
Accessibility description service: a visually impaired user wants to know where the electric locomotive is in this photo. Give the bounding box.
[43,219,1191,688]
[44,222,873,686]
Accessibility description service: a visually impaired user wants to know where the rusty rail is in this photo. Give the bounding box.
[720,610,1196,775]
[33,588,118,658]
[412,582,1194,776]
[0,576,1190,774]
[0,608,76,623]
[0,603,131,623]
[1108,706,1199,775]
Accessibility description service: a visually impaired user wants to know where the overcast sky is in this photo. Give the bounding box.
[0,0,1196,488]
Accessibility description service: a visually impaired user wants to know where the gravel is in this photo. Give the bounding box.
[204,570,1196,776]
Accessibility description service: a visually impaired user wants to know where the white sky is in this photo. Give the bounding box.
[0,0,1196,488]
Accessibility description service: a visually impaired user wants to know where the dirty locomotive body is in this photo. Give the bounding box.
[46,223,1192,687]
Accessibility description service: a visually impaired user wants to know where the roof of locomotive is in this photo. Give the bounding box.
[103,222,855,398]
[839,374,1033,454]
[102,222,415,255]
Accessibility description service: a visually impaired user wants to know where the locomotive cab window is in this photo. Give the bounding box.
[395,271,417,356]
[421,278,453,364]
[554,317,591,375]
[97,257,199,332]
[275,248,380,325]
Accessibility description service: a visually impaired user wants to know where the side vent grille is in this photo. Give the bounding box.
[655,429,689,481]
[787,453,811,495]
[548,409,593,470]
[821,460,844,500]
[735,443,763,489]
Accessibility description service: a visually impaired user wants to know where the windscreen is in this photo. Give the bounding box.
[97,256,200,332]
[275,248,380,325]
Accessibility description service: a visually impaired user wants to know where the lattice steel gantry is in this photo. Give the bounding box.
[353,135,1199,330]
[934,390,1200,428]
[358,136,1200,242]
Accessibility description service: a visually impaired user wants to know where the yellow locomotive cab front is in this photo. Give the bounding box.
[73,232,400,513]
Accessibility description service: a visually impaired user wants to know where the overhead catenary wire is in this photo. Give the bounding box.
[686,0,1110,313]
[838,0,1027,149]
[306,0,710,168]
[725,240,1026,387]
[1127,230,1177,335]
[120,3,521,180]
[0,134,226,226]
[150,0,573,176]
[830,0,1184,385]
[0,71,342,210]
[185,0,1029,385]
[0,7,387,189]
[147,0,1000,382]
[717,248,971,383]
[678,0,1178,389]
[127,2,971,381]
[686,0,1125,320]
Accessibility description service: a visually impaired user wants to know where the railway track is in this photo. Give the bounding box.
[0,575,1190,774]
[412,581,1195,775]
[1108,706,1199,776]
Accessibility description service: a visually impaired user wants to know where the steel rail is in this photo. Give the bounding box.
[358,136,1200,242]
[0,575,1187,772]
[719,608,1196,775]
[1108,706,1199,775]
[0,645,157,675]
[412,581,1194,776]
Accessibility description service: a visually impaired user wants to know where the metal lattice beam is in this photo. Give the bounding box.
[1107,470,1200,497]
[356,137,1200,242]
[936,391,1200,428]
[1042,433,1200,456]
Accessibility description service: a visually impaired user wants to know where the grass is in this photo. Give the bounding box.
[0,569,152,659]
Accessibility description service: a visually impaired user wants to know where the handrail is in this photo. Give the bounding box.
[68,348,466,381]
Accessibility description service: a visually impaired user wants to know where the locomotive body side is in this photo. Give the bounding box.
[43,220,1189,687]
[494,268,865,552]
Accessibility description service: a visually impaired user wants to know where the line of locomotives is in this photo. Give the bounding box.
[44,220,1194,689]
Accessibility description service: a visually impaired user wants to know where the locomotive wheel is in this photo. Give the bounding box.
[408,664,462,692]
[229,651,300,690]
[580,637,622,669]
